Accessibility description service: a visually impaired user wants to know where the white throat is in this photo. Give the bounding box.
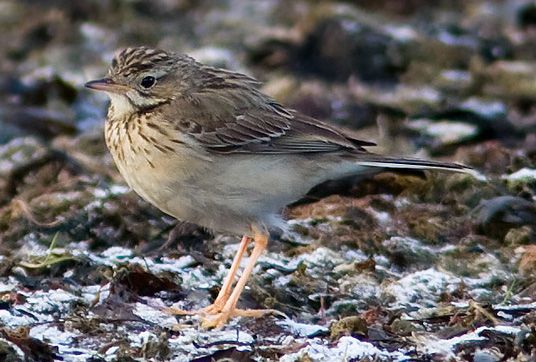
[107,93,135,119]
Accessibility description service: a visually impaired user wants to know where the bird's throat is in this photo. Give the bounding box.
[107,93,136,120]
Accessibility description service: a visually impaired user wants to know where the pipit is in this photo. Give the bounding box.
[85,46,475,328]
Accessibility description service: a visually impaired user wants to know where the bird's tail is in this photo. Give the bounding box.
[355,155,484,180]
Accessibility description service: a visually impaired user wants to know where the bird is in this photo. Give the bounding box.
[85,46,475,328]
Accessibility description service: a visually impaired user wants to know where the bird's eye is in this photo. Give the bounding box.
[140,76,156,88]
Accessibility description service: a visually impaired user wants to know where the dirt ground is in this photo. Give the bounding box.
[0,1,535,361]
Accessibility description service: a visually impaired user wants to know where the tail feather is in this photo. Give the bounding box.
[355,155,485,180]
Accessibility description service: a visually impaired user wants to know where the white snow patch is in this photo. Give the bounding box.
[297,247,345,272]
[0,288,81,326]
[0,276,18,292]
[503,168,536,182]
[285,218,316,245]
[80,283,110,305]
[105,346,119,356]
[383,236,436,255]
[133,302,177,328]
[167,327,255,361]
[342,248,368,263]
[460,98,506,118]
[178,265,216,290]
[437,31,477,47]
[276,318,328,337]
[382,268,461,309]
[408,119,478,144]
[497,311,513,320]
[384,25,418,42]
[16,239,49,258]
[272,274,292,288]
[93,184,130,199]
[258,253,300,274]
[30,324,76,345]
[440,69,472,83]
[494,301,536,310]
[122,255,197,274]
[403,86,441,103]
[128,330,159,347]
[338,274,379,301]
[92,188,108,199]
[0,309,37,326]
[97,246,134,260]
[367,208,391,225]
[280,336,403,362]
[416,326,521,359]
[189,46,243,71]
[0,289,82,326]
[109,184,129,195]
[30,325,97,361]
[24,289,79,314]
[84,247,197,276]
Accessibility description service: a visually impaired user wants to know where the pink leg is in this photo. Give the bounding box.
[201,232,278,329]
[204,235,251,312]
[167,235,251,315]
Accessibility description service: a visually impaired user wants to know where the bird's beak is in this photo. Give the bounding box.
[85,78,130,94]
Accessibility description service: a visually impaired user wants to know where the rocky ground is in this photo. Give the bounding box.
[0,0,536,361]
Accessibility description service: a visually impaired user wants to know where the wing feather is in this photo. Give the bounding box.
[167,64,375,154]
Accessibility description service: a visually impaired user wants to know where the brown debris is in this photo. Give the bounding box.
[519,245,536,277]
[113,264,182,297]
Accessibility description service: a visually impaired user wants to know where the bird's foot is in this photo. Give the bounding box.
[164,306,196,315]
[164,291,232,315]
[164,300,226,316]
[165,305,280,329]
[201,308,280,329]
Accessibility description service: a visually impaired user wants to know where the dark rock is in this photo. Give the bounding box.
[472,196,536,240]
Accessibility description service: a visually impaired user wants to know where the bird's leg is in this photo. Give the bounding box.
[201,235,251,313]
[166,235,251,315]
[201,231,279,329]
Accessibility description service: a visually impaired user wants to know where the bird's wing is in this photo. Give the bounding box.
[164,69,474,175]
[169,66,375,154]
[179,107,375,154]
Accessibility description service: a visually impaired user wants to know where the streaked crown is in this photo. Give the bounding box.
[108,47,176,78]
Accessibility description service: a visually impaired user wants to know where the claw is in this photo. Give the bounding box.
[201,308,278,329]
[164,300,226,316]
[164,232,273,328]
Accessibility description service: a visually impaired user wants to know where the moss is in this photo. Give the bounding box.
[389,319,420,336]
[505,226,534,246]
[330,316,368,340]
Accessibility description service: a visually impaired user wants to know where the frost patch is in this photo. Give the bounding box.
[133,302,177,328]
[277,318,328,337]
[280,336,403,362]
[503,168,536,182]
[382,268,461,309]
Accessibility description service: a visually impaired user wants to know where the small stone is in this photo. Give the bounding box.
[472,196,536,240]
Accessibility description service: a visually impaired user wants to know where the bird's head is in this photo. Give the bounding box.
[85,47,195,117]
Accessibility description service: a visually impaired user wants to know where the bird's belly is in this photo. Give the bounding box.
[111,147,341,235]
[113,145,202,219]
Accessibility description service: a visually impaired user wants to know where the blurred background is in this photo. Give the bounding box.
[1,0,535,155]
[1,1,536,360]
[2,0,535,243]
